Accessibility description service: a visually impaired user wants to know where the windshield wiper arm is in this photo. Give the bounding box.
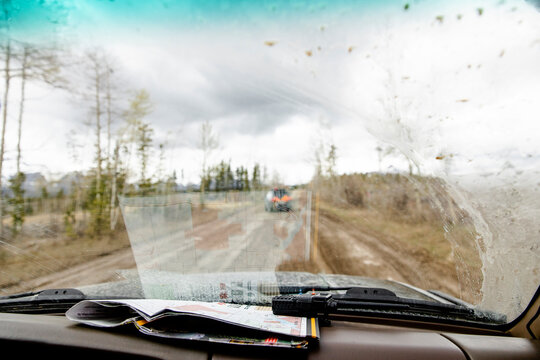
[258,284,353,295]
[272,287,478,320]
[0,288,86,314]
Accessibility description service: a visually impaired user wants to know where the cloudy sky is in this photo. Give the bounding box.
[2,0,540,185]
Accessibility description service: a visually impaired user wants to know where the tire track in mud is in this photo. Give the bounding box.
[315,208,461,298]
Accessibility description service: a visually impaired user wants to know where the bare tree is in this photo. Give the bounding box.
[120,89,153,194]
[102,57,121,169]
[109,141,119,230]
[13,42,63,168]
[0,0,12,234]
[325,144,338,178]
[309,118,336,184]
[88,52,105,204]
[14,45,27,176]
[9,42,63,234]
[99,56,122,223]
[0,40,10,234]
[72,49,110,234]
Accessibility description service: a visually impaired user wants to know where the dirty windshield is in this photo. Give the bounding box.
[1,0,539,323]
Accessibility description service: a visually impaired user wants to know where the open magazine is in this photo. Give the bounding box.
[66,299,319,349]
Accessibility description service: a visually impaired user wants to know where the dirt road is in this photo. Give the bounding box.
[6,199,468,303]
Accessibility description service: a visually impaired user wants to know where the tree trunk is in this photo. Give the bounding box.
[94,65,102,200]
[110,142,118,231]
[0,41,11,234]
[16,47,28,175]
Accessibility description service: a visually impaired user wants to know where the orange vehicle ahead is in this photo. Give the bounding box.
[264,188,292,212]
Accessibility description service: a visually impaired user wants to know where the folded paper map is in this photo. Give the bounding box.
[66,299,319,349]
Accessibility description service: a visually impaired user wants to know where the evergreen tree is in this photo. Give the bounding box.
[8,172,25,235]
[136,121,154,194]
[251,163,261,190]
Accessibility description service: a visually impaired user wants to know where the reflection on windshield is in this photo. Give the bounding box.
[120,190,311,299]
[0,0,539,322]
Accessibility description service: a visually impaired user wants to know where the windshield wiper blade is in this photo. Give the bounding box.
[0,288,85,314]
[272,287,479,321]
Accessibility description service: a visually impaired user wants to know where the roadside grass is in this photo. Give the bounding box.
[319,202,454,263]
[316,198,483,303]
[0,214,131,292]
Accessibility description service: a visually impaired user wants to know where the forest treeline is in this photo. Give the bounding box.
[0,23,279,239]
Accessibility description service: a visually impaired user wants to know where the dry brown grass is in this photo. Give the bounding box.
[0,212,131,291]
